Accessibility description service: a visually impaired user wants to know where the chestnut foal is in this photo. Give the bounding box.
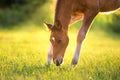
[45,0,120,66]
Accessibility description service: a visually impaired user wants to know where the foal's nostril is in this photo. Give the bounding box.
[54,58,63,66]
[55,60,60,66]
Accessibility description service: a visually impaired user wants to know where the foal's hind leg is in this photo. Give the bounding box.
[71,10,98,65]
[47,44,53,64]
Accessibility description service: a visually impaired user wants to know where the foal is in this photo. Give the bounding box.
[45,0,120,66]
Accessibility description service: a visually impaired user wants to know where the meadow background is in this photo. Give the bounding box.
[0,0,120,80]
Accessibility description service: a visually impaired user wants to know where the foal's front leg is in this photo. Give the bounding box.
[71,10,98,65]
[47,44,53,64]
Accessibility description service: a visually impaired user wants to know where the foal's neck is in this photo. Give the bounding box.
[54,0,73,30]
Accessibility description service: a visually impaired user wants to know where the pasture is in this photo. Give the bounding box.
[0,28,120,80]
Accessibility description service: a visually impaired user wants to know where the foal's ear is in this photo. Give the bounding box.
[44,23,53,31]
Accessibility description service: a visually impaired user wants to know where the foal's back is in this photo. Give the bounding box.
[72,0,120,12]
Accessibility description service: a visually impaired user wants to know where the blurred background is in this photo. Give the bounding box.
[0,0,120,34]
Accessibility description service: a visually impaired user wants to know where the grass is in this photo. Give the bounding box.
[0,28,120,80]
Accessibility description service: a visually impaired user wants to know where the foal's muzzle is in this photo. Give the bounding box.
[53,58,63,66]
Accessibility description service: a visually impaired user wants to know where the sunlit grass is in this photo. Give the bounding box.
[0,28,120,80]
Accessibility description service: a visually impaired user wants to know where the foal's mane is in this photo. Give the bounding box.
[54,0,62,23]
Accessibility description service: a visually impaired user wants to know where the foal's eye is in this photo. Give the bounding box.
[57,40,62,44]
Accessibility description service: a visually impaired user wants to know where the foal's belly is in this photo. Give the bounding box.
[99,0,120,12]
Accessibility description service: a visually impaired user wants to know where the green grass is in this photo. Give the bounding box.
[0,28,120,80]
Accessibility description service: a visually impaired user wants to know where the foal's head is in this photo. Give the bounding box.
[45,21,69,66]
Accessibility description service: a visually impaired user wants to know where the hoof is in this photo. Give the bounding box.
[47,61,51,65]
[71,59,78,65]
